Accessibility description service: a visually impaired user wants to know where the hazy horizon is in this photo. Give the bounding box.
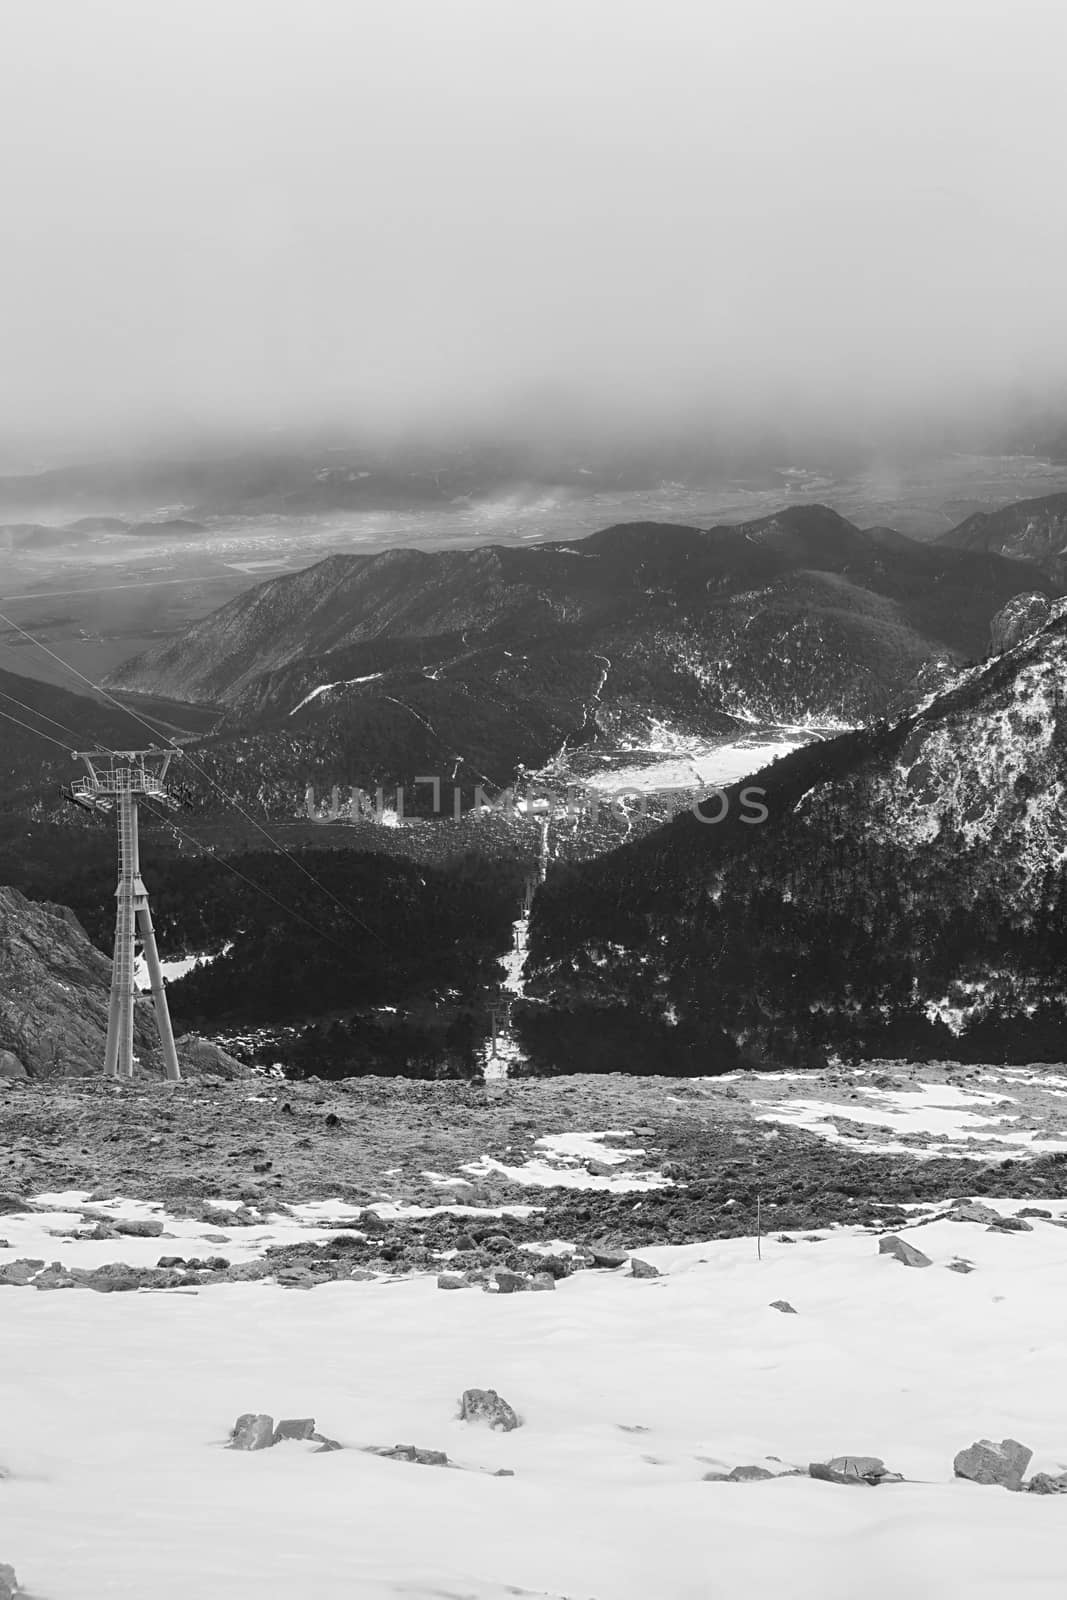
[2,0,1066,458]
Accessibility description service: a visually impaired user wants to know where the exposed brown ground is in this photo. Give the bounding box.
[4,1063,1067,1245]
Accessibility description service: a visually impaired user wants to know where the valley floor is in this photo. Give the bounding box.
[4,1062,1067,1599]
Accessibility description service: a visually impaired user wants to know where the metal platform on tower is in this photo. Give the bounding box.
[70,748,184,1081]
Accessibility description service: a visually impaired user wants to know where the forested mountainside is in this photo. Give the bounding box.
[3,844,520,1079]
[519,601,1067,1074]
[938,492,1067,580]
[101,507,1059,813]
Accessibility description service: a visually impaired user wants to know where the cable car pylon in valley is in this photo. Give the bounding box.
[68,748,183,1080]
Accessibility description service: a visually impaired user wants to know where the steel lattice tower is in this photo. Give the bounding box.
[69,749,183,1080]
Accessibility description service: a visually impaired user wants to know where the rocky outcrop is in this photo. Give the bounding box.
[941,492,1067,580]
[953,1437,1032,1490]
[171,1035,245,1079]
[0,887,154,1077]
[989,592,1052,655]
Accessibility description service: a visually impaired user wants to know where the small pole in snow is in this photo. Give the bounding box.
[756,1190,762,1261]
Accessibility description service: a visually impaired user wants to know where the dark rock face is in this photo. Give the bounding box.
[953,1438,1033,1490]
[0,886,155,1078]
[989,592,1052,655]
[942,493,1067,580]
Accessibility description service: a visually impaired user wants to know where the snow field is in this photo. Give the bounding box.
[4,1211,1067,1599]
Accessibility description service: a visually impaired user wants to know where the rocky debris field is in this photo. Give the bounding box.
[4,1061,1067,1308]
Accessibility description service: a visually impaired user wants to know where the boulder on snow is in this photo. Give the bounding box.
[987,1215,1033,1233]
[948,1202,1000,1224]
[811,1456,902,1486]
[229,1413,276,1451]
[437,1272,470,1290]
[770,1299,797,1314]
[988,592,1052,655]
[114,1217,164,1238]
[458,1388,521,1432]
[878,1235,932,1268]
[371,1444,450,1467]
[273,1418,316,1443]
[0,1561,20,1600]
[953,1437,1032,1490]
[630,1257,660,1279]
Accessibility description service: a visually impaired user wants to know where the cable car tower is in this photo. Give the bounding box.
[68,748,183,1081]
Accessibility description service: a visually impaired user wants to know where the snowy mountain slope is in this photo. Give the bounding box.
[521,601,1067,1072]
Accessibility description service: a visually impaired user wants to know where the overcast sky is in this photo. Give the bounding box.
[1,0,1065,448]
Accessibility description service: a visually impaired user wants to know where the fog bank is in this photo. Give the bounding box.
[1,0,1065,450]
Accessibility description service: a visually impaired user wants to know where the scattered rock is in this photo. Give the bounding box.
[630,1257,660,1279]
[811,1456,901,1485]
[273,1418,316,1443]
[769,1299,797,1313]
[953,1438,1033,1490]
[1025,1472,1067,1495]
[82,1263,154,1292]
[0,1258,43,1286]
[453,1232,476,1252]
[229,1413,275,1452]
[586,1245,628,1270]
[490,1269,528,1294]
[948,1202,1000,1224]
[458,1388,521,1432]
[224,1260,273,1282]
[1016,1208,1052,1220]
[987,1215,1033,1233]
[312,1435,343,1453]
[114,1217,164,1238]
[33,1261,76,1290]
[947,1260,976,1274]
[878,1235,932,1268]
[0,1051,27,1081]
[704,1463,775,1482]
[372,1444,450,1467]
[529,1272,556,1291]
[437,1272,470,1290]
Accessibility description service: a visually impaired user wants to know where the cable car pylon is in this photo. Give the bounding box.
[69,748,183,1081]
